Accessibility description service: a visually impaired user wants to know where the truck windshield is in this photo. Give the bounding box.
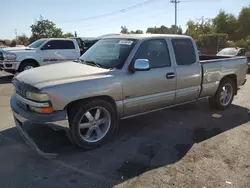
[28,39,46,48]
[79,38,136,69]
[217,48,239,56]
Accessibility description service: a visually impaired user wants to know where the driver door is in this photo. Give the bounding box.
[123,39,176,117]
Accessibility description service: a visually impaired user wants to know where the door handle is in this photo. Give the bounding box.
[166,72,175,79]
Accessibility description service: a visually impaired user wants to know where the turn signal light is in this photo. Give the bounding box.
[41,107,54,113]
[29,106,54,114]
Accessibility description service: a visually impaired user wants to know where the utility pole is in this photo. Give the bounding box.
[14,29,18,40]
[170,0,180,33]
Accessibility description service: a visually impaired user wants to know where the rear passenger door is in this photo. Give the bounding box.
[40,40,79,65]
[171,38,202,103]
[123,39,176,117]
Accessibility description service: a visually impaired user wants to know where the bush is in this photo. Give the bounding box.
[225,41,235,47]
[234,37,250,48]
[197,33,228,54]
[10,40,16,47]
[198,33,228,48]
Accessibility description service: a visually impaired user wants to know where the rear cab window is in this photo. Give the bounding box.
[172,39,196,65]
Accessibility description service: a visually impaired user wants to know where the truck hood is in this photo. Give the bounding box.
[15,62,111,89]
[2,46,35,52]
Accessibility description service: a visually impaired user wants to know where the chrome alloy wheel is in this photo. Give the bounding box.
[78,107,111,143]
[24,65,34,70]
[219,83,233,106]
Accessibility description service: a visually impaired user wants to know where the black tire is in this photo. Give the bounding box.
[18,61,38,72]
[208,78,236,110]
[67,99,118,149]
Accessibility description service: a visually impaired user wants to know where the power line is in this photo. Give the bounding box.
[181,0,219,2]
[58,0,161,24]
[64,8,173,33]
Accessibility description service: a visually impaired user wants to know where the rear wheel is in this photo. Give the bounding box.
[18,61,38,72]
[209,78,235,110]
[67,100,118,149]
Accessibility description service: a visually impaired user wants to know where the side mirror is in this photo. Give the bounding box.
[134,59,150,71]
[41,44,50,50]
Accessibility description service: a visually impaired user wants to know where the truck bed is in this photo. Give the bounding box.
[199,56,248,98]
[200,55,232,62]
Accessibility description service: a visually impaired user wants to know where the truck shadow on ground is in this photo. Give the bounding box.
[0,75,13,84]
[1,100,250,184]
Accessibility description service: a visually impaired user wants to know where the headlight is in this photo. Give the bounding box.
[4,53,17,61]
[26,91,50,102]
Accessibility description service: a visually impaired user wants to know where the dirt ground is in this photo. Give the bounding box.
[0,71,249,188]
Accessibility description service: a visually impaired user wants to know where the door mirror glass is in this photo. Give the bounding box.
[134,59,150,71]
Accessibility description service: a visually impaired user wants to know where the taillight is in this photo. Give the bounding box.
[247,57,250,62]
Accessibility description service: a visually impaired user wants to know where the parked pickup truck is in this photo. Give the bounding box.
[10,34,248,151]
[0,38,80,73]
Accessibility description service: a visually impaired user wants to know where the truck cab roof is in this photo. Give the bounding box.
[102,34,192,40]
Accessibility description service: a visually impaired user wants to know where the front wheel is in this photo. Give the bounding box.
[18,61,37,72]
[208,78,235,110]
[67,100,118,149]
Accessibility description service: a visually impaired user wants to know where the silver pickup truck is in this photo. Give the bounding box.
[10,34,248,150]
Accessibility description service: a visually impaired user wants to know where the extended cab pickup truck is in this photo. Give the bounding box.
[10,34,248,151]
[0,38,80,73]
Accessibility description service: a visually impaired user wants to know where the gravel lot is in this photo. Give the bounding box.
[0,71,249,188]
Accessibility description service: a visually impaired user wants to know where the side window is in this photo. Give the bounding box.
[59,41,75,49]
[172,39,196,65]
[133,39,171,68]
[237,49,245,56]
[42,40,75,50]
[42,40,59,50]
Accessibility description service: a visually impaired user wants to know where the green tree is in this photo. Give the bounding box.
[17,34,29,45]
[3,39,11,46]
[30,16,73,42]
[185,17,213,39]
[120,26,129,34]
[238,6,250,40]
[146,25,182,34]
[130,30,143,34]
[10,40,17,47]
[63,32,74,38]
[212,10,238,40]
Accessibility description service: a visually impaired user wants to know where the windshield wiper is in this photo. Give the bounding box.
[79,59,113,69]
[79,59,102,68]
[85,60,101,68]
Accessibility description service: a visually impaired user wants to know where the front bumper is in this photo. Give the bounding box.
[11,95,69,130]
[10,95,69,158]
[0,60,19,70]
